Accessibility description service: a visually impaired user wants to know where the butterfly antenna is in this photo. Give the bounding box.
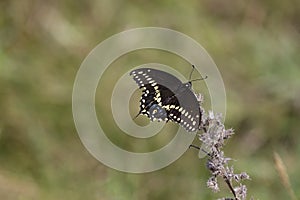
[188,65,208,83]
[189,65,195,81]
[190,75,208,83]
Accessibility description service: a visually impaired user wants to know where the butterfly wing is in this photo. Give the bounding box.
[166,86,202,132]
[130,68,201,132]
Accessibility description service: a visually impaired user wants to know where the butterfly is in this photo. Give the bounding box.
[130,67,203,132]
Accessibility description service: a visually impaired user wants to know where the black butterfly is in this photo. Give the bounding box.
[130,67,203,132]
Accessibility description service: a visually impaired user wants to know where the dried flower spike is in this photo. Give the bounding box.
[194,109,251,200]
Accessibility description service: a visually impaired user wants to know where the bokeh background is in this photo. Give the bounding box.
[1,0,300,199]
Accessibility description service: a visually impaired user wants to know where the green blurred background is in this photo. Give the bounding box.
[1,0,300,199]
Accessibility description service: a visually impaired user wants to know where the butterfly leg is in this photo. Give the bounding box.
[132,110,142,120]
[189,144,200,150]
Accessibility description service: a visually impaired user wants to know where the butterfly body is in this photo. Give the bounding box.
[130,68,202,132]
